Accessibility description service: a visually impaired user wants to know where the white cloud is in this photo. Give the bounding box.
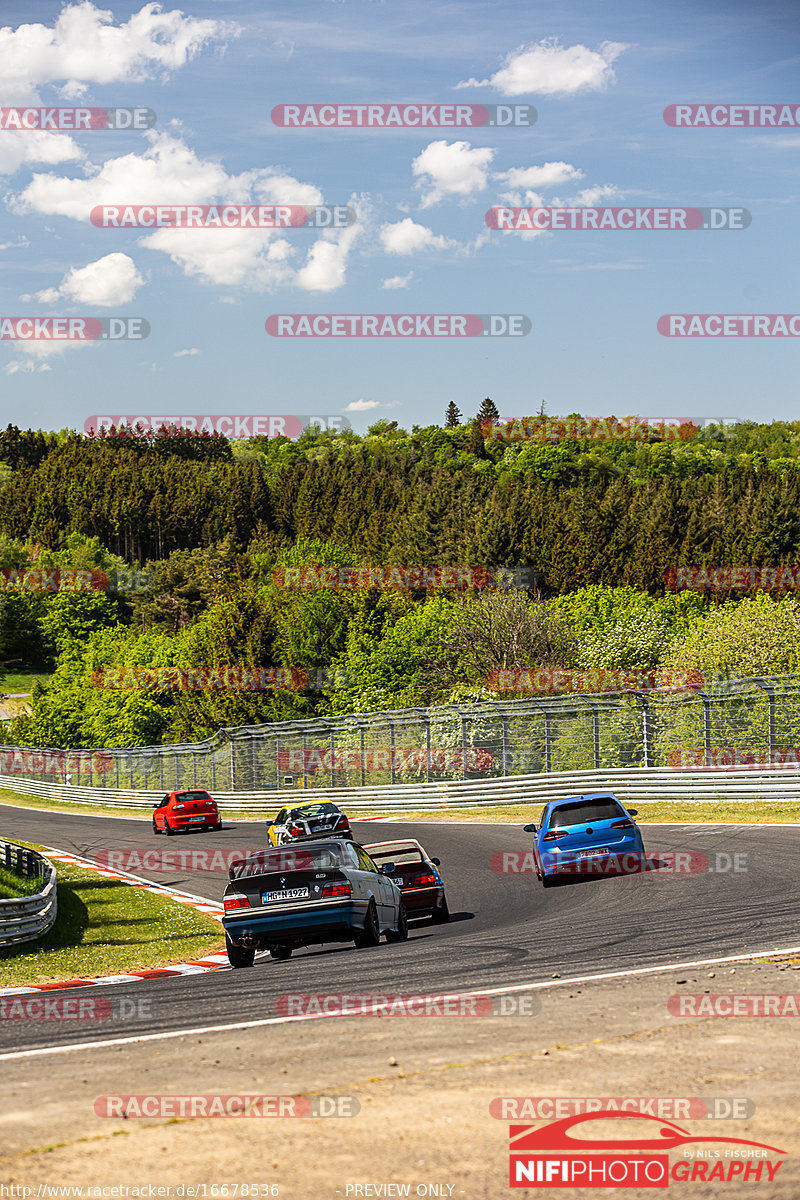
[0,237,30,250]
[24,252,144,306]
[457,38,630,97]
[0,129,84,177]
[412,140,495,208]
[12,133,362,292]
[174,347,198,357]
[564,184,619,206]
[344,399,381,412]
[380,218,453,255]
[0,2,237,102]
[494,162,584,193]
[381,272,413,290]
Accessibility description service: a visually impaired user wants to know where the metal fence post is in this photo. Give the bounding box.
[578,696,600,770]
[753,679,776,765]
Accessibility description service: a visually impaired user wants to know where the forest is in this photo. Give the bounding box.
[1,407,800,750]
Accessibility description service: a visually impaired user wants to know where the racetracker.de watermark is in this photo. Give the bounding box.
[664,104,800,127]
[84,414,350,437]
[491,851,747,875]
[276,746,494,773]
[0,749,112,776]
[90,667,346,691]
[90,205,355,228]
[0,996,151,1021]
[658,314,800,336]
[491,1097,755,1120]
[0,567,151,594]
[486,206,749,231]
[94,1095,358,1118]
[668,994,800,1017]
[271,103,536,127]
[275,993,540,1017]
[272,565,536,590]
[665,565,800,590]
[265,314,530,337]
[0,106,155,130]
[0,317,148,340]
[481,416,698,442]
[669,748,800,770]
[486,668,703,694]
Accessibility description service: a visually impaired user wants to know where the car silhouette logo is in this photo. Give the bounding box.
[509,1111,785,1154]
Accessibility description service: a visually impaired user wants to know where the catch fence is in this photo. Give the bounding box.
[1,673,799,796]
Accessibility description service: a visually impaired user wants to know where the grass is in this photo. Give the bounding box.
[1,670,53,694]
[0,844,224,985]
[0,864,42,899]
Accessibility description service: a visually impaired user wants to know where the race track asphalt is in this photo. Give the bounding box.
[2,803,798,1057]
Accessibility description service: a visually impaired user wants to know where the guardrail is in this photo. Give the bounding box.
[0,839,57,947]
[2,767,800,813]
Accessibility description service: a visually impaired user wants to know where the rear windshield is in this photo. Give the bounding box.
[367,846,424,866]
[230,844,343,878]
[291,804,340,818]
[548,798,625,829]
[177,791,212,802]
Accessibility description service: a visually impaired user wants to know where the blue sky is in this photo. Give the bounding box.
[0,0,798,434]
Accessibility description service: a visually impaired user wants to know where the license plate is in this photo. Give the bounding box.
[189,816,205,822]
[262,887,309,902]
[578,846,610,857]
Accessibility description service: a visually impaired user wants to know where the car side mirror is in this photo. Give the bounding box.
[628,809,638,817]
[523,823,537,833]
[380,863,395,874]
[431,857,440,866]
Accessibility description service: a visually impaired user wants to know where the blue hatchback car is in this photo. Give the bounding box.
[524,793,645,887]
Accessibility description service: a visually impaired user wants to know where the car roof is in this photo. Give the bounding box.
[362,839,425,853]
[547,792,622,807]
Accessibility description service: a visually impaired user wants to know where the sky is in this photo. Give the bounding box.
[0,0,798,435]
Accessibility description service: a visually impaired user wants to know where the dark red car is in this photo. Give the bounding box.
[153,789,222,835]
[363,839,449,923]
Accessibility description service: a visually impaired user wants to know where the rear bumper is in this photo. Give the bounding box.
[223,898,367,947]
[401,885,443,913]
[541,835,646,874]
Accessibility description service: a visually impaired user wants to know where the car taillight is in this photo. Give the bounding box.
[610,818,634,829]
[542,830,568,842]
[224,896,249,911]
[322,882,352,897]
[409,873,437,886]
[289,825,304,835]
[339,817,350,828]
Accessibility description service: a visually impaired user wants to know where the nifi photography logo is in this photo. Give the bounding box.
[508,1111,786,1188]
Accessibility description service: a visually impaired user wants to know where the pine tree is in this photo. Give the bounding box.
[444,402,462,428]
[477,397,500,423]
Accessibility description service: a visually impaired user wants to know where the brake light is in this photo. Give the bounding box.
[409,873,437,887]
[174,803,185,810]
[322,882,352,897]
[610,818,634,829]
[542,830,569,842]
[339,816,350,829]
[289,825,304,836]
[224,895,249,911]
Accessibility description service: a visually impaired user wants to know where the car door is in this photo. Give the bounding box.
[355,845,393,928]
[155,794,170,830]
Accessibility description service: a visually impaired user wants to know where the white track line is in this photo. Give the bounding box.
[2,942,800,1062]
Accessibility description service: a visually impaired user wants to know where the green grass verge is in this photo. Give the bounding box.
[1,670,53,694]
[0,845,224,986]
[0,864,41,898]
[0,787,798,827]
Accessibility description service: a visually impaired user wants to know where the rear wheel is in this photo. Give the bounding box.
[164,820,176,836]
[354,900,380,948]
[270,946,293,961]
[386,900,408,942]
[226,936,255,968]
[542,873,557,888]
[431,893,450,924]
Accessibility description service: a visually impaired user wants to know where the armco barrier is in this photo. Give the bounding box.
[0,839,57,946]
[1,767,800,813]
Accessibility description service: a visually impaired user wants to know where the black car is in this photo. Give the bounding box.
[266,801,352,845]
[223,838,408,967]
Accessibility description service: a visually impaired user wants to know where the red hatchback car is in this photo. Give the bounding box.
[153,789,222,835]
